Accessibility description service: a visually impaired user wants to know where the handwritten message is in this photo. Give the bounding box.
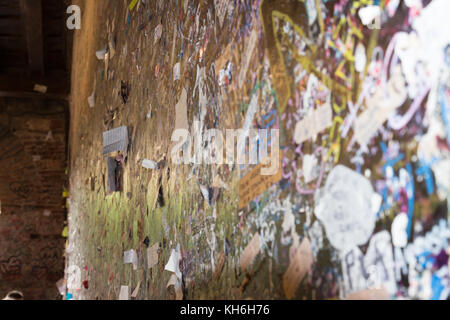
[238,157,282,208]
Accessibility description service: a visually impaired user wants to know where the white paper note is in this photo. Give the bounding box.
[294,102,332,144]
[102,126,128,155]
[164,247,182,279]
[119,285,129,300]
[131,281,141,298]
[147,243,159,269]
[173,62,181,81]
[123,249,138,270]
[142,159,158,169]
[314,165,379,251]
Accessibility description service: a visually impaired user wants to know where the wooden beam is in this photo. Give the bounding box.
[20,0,44,75]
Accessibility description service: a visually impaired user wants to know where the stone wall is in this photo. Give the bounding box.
[0,97,67,300]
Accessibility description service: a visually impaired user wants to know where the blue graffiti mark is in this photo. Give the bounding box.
[356,162,362,174]
[417,251,434,270]
[431,274,444,300]
[405,163,415,239]
[439,87,450,147]
[416,161,436,195]
[378,142,414,234]
[378,186,390,217]
[382,154,405,174]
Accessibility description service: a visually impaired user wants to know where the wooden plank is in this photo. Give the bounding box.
[19,0,44,75]
[0,91,69,100]
[0,34,22,40]
[0,18,23,35]
[0,67,29,75]
[0,11,21,19]
[0,51,28,63]
[0,73,69,100]
[0,38,24,51]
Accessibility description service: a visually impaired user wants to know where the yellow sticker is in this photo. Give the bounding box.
[62,226,68,238]
[129,0,139,11]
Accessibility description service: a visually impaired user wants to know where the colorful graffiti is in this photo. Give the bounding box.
[223,0,450,299]
[66,0,450,300]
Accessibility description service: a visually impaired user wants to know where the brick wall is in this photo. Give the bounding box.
[0,97,67,300]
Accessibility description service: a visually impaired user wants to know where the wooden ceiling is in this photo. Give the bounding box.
[0,0,71,99]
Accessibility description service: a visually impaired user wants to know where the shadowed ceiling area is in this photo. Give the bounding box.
[0,0,71,100]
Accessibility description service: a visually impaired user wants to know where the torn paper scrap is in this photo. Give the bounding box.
[302,154,319,183]
[294,102,333,144]
[131,281,141,298]
[33,84,47,93]
[88,92,95,108]
[147,243,159,269]
[305,0,318,25]
[167,273,177,288]
[282,237,313,299]
[164,247,182,279]
[173,62,180,81]
[174,88,189,130]
[358,5,381,26]
[142,159,158,169]
[354,42,366,73]
[123,249,138,270]
[167,273,183,300]
[345,287,390,300]
[88,78,96,108]
[102,126,128,155]
[199,185,210,204]
[119,285,129,300]
[240,233,261,273]
[391,213,409,248]
[108,34,116,59]
[56,278,66,296]
[154,24,163,44]
[96,46,108,60]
